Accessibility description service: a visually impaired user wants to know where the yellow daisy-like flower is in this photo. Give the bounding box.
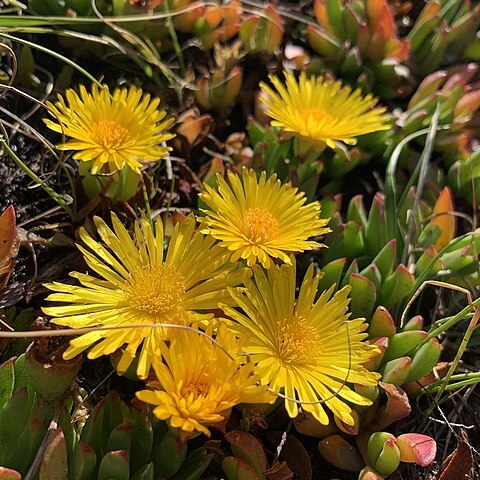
[260,71,390,148]
[43,215,248,379]
[221,262,380,426]
[199,168,330,268]
[44,84,175,174]
[136,323,272,436]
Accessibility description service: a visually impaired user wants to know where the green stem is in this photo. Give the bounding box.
[424,298,480,343]
[0,137,73,218]
[161,3,186,78]
[421,300,480,420]
[425,371,480,393]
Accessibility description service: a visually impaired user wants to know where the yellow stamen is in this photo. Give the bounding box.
[243,207,279,242]
[182,383,210,397]
[91,120,130,150]
[302,108,334,125]
[123,264,185,316]
[275,315,320,364]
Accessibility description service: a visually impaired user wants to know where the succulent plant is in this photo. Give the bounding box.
[408,0,480,76]
[316,185,480,319]
[245,118,382,202]
[394,64,480,165]
[173,0,243,50]
[68,391,212,480]
[307,0,411,98]
[239,4,284,55]
[448,148,480,206]
[196,43,244,111]
[315,383,437,477]
[28,0,109,17]
[222,430,268,480]
[0,354,212,479]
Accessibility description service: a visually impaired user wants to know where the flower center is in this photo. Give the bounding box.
[275,315,319,364]
[243,207,279,242]
[302,108,334,125]
[123,264,185,316]
[92,120,130,149]
[182,382,210,398]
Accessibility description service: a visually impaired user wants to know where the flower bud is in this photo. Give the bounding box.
[367,432,400,476]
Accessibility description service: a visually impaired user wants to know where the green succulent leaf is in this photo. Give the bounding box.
[169,448,212,480]
[380,265,415,308]
[382,331,429,364]
[415,246,443,277]
[405,339,441,383]
[152,430,187,478]
[106,423,133,455]
[131,463,154,480]
[318,258,346,294]
[380,357,412,386]
[346,194,368,227]
[402,315,424,332]
[348,273,377,319]
[80,397,107,458]
[69,441,97,480]
[369,306,396,338]
[370,239,397,279]
[358,264,382,289]
[0,359,15,411]
[97,450,130,480]
[0,387,30,464]
[130,411,153,474]
[365,193,387,257]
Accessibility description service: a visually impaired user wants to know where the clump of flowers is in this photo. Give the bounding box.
[221,262,380,426]
[199,167,330,268]
[43,214,248,379]
[44,84,175,174]
[260,71,390,148]
[136,323,272,436]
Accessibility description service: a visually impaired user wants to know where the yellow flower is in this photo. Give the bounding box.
[199,168,330,268]
[44,84,175,174]
[136,323,272,436]
[221,262,380,426]
[43,215,248,379]
[260,71,390,148]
